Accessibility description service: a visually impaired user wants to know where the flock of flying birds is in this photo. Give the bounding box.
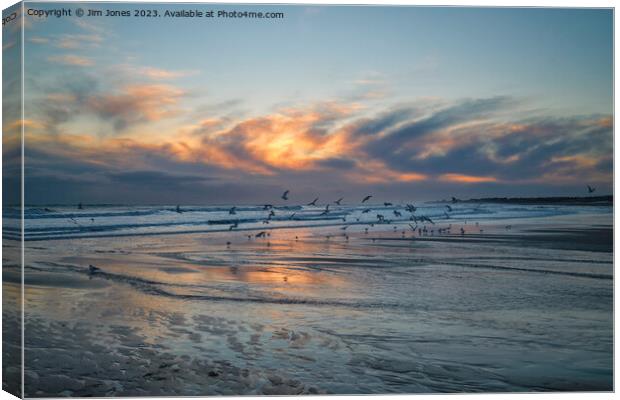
[69,185,598,245]
[203,190,494,248]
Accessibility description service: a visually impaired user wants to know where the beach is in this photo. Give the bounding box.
[2,203,613,396]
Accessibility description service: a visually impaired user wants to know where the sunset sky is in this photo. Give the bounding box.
[3,3,613,205]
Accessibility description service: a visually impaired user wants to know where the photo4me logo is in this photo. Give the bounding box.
[2,11,17,26]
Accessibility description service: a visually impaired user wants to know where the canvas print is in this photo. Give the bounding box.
[2,2,614,397]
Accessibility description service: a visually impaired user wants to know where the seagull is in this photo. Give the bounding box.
[229,206,237,215]
[393,210,402,217]
[307,197,319,206]
[405,204,417,213]
[256,231,266,238]
[176,205,182,213]
[451,197,459,203]
[362,195,372,203]
[263,204,273,210]
[408,224,417,231]
[334,197,343,205]
[281,190,289,200]
[341,226,348,231]
[587,185,596,193]
[376,214,385,222]
[362,208,371,214]
[289,213,296,220]
[319,204,330,216]
[445,205,453,212]
[384,202,393,207]
[88,264,100,274]
[268,210,275,217]
[229,222,238,231]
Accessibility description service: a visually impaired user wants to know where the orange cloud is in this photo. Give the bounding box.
[139,67,195,80]
[345,160,427,184]
[48,54,94,66]
[439,173,498,183]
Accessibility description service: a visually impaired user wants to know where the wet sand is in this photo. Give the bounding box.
[3,212,613,396]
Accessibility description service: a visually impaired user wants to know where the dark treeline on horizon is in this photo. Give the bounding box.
[452,195,612,206]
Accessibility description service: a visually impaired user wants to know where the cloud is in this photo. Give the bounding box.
[28,36,49,44]
[37,34,105,49]
[22,89,613,204]
[107,170,215,188]
[138,67,196,80]
[86,84,185,131]
[439,173,498,183]
[48,54,94,66]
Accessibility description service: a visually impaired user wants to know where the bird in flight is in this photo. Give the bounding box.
[445,205,453,212]
[308,197,319,206]
[334,197,343,205]
[281,190,289,200]
[362,195,372,203]
[229,206,237,215]
[587,185,596,193]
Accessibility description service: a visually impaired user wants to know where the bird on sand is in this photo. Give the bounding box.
[334,198,343,205]
[307,197,319,206]
[587,185,596,193]
[362,195,372,203]
[256,231,266,238]
[281,190,289,200]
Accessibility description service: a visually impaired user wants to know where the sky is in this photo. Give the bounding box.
[2,3,614,205]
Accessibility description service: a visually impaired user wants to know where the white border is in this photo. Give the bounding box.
[0,1,615,400]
